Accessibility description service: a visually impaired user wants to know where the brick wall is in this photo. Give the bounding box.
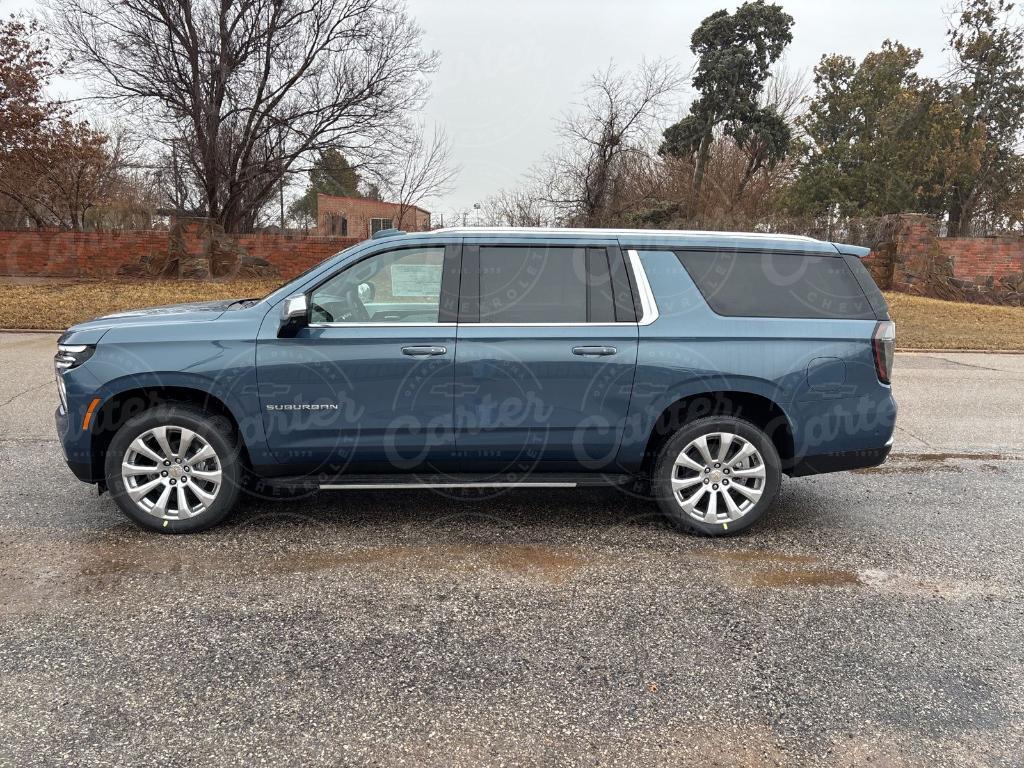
[863,214,1024,304]
[0,227,359,280]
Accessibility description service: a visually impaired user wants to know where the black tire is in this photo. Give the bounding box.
[651,416,781,536]
[104,404,241,533]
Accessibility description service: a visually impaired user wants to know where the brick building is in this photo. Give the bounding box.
[316,193,430,239]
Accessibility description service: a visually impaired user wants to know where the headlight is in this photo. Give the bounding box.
[55,344,95,372]
[54,344,94,412]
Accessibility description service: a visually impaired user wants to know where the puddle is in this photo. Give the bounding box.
[0,540,593,613]
[855,452,1012,475]
[748,568,860,588]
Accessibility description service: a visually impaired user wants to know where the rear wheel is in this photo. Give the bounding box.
[104,404,241,533]
[652,416,781,536]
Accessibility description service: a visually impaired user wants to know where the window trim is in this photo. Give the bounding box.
[624,250,659,326]
[305,242,459,329]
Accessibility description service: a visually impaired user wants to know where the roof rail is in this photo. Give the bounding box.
[371,228,406,240]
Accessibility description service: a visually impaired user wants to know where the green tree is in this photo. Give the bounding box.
[289,149,363,225]
[660,1,794,205]
[945,0,1024,235]
[786,42,957,218]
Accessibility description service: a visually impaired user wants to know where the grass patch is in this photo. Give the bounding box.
[0,278,280,331]
[884,292,1024,350]
[1,277,1022,350]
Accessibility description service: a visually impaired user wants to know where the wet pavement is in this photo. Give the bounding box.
[0,334,1022,766]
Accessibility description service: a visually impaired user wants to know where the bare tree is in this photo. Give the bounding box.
[541,60,683,227]
[480,185,556,227]
[376,126,459,229]
[47,0,438,233]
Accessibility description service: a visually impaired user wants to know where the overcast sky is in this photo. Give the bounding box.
[5,0,955,219]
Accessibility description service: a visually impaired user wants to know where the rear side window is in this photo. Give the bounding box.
[476,246,620,323]
[677,251,876,320]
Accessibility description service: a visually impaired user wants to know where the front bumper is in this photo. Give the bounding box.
[56,406,97,483]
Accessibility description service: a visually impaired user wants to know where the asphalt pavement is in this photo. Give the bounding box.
[0,333,1021,766]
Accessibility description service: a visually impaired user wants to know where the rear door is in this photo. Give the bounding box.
[453,238,639,472]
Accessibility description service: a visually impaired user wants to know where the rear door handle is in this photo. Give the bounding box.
[402,345,447,357]
[572,346,617,357]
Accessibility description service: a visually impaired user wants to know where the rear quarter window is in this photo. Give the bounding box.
[676,250,877,320]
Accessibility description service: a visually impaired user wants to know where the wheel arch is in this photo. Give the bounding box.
[640,390,795,477]
[88,385,254,483]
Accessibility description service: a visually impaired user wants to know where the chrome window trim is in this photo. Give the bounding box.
[320,481,578,490]
[626,249,660,326]
[308,321,456,329]
[469,322,626,328]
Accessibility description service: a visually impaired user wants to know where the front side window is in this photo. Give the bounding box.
[310,247,445,324]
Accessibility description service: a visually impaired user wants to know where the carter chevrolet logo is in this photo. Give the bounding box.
[266,404,341,411]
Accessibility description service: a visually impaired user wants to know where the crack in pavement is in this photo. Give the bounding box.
[0,380,54,409]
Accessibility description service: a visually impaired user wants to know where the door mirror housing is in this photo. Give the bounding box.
[278,294,309,338]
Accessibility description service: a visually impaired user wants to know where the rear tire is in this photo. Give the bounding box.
[104,404,241,533]
[652,416,781,536]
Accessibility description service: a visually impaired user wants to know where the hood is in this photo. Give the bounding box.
[59,299,244,345]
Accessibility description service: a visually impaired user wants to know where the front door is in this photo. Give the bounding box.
[453,241,639,473]
[257,242,461,474]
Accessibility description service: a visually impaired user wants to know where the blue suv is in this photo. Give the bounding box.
[55,228,896,535]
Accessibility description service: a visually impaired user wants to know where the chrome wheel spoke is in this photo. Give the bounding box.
[674,452,704,473]
[731,482,763,503]
[176,484,190,517]
[678,485,706,513]
[129,438,163,464]
[177,428,196,460]
[151,484,173,517]
[693,435,715,466]
[703,490,719,523]
[188,482,217,504]
[122,462,159,476]
[189,444,216,465]
[152,426,175,460]
[671,474,704,492]
[189,468,221,483]
[731,465,765,480]
[722,490,744,520]
[731,443,758,466]
[127,476,163,501]
[717,433,734,462]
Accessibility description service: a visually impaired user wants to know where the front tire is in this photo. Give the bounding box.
[104,404,241,533]
[652,416,781,536]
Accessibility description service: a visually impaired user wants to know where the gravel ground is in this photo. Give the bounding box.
[0,335,1022,766]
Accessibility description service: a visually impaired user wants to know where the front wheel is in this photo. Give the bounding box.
[104,404,241,533]
[652,416,781,536]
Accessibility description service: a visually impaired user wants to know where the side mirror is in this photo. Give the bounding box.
[357,282,375,303]
[278,294,309,338]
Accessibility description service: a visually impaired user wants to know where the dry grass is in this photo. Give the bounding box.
[884,292,1024,350]
[1,277,1022,350]
[0,277,280,331]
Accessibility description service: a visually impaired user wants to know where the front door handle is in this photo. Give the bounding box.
[572,346,617,357]
[402,345,447,357]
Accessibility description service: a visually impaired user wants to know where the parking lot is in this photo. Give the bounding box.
[0,332,1022,766]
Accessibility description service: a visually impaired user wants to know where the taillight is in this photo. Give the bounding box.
[872,321,895,384]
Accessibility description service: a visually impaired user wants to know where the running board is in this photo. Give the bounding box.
[264,473,634,491]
